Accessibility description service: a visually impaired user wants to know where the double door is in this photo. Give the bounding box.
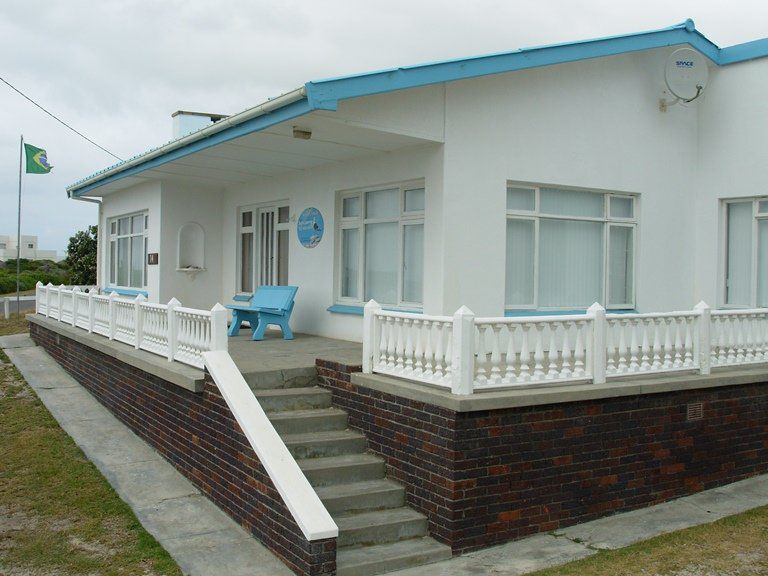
[239,205,289,292]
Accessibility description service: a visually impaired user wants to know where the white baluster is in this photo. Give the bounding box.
[434,322,446,380]
[640,319,651,371]
[673,317,684,368]
[532,323,545,380]
[475,325,487,383]
[573,321,585,378]
[606,321,616,374]
[505,324,517,382]
[617,319,628,373]
[413,319,423,376]
[651,318,662,369]
[683,316,694,367]
[403,318,414,374]
[546,323,560,380]
[663,318,674,368]
[423,321,434,377]
[519,324,531,382]
[490,324,502,384]
[629,320,640,372]
[560,322,572,378]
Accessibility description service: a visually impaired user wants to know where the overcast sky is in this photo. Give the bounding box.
[1,0,766,257]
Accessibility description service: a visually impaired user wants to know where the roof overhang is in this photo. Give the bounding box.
[68,19,768,198]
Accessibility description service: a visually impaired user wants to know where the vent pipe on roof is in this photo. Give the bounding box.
[171,110,228,139]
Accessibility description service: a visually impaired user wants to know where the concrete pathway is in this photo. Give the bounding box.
[2,332,767,576]
[1,333,292,576]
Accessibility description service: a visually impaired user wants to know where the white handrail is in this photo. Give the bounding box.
[202,350,338,541]
[34,281,227,370]
[363,299,768,395]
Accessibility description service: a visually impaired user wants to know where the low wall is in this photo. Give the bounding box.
[30,320,336,576]
[316,359,768,554]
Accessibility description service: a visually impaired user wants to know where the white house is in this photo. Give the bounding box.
[66,20,768,342]
[0,235,57,261]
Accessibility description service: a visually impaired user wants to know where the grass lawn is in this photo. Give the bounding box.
[530,504,768,575]
[0,315,181,575]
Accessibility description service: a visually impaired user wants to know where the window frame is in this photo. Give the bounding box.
[335,180,425,308]
[505,183,638,311]
[107,211,149,290]
[720,196,768,308]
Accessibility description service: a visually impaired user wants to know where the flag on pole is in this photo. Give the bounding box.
[24,143,53,174]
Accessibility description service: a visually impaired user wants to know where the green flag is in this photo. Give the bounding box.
[24,143,53,174]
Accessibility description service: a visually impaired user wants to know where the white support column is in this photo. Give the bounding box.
[108,291,117,340]
[2,298,8,320]
[57,284,65,322]
[694,301,712,375]
[588,302,607,385]
[45,283,52,318]
[451,305,475,395]
[87,289,95,333]
[134,294,146,350]
[362,300,382,374]
[210,303,228,353]
[167,297,181,362]
[71,286,80,327]
[35,281,43,314]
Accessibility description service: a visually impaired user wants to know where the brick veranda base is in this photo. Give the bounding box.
[30,323,336,576]
[316,360,768,554]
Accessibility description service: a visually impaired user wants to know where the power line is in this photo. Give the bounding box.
[0,76,123,161]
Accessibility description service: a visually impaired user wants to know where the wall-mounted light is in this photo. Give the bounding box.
[292,127,312,140]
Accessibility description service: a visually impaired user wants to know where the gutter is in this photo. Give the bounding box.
[67,86,307,196]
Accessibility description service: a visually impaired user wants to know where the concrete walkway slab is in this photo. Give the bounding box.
[3,341,293,576]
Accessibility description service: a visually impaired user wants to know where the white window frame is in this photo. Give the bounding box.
[107,211,149,289]
[720,196,768,308]
[505,183,638,311]
[335,180,425,308]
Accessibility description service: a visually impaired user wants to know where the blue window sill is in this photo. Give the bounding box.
[327,304,423,316]
[504,308,636,317]
[103,286,149,298]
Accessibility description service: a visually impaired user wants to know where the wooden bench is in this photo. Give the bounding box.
[225,286,298,341]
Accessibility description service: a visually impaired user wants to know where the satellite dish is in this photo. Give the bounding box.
[664,48,709,102]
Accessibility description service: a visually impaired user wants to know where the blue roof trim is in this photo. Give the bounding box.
[71,98,314,197]
[70,19,768,196]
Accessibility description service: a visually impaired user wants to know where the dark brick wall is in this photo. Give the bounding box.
[316,359,768,555]
[31,323,336,576]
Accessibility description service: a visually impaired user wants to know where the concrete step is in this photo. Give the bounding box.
[297,453,385,487]
[335,507,428,547]
[283,430,367,460]
[316,479,405,514]
[253,387,332,412]
[242,367,317,390]
[336,537,452,576]
[268,407,348,435]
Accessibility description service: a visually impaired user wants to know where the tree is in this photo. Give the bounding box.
[66,225,98,285]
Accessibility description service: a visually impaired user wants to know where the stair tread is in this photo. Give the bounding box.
[335,507,426,530]
[252,386,330,398]
[282,429,366,444]
[297,452,383,471]
[337,537,451,575]
[315,478,403,500]
[268,407,347,420]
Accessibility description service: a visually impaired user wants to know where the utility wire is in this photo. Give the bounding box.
[0,76,123,161]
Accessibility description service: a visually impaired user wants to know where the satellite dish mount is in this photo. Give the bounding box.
[660,48,709,111]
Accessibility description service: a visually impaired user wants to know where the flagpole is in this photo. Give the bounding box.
[16,134,23,317]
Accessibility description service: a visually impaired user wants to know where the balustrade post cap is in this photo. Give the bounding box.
[35,281,43,287]
[72,286,80,292]
[587,302,606,313]
[211,303,227,312]
[167,297,181,307]
[135,293,147,302]
[693,300,711,310]
[46,282,54,287]
[364,299,382,310]
[108,291,118,300]
[453,305,475,317]
[58,284,66,289]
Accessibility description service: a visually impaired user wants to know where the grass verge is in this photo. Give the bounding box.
[0,316,182,575]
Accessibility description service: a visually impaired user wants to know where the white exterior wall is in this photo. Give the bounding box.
[221,145,443,342]
[696,57,768,307]
[440,47,700,316]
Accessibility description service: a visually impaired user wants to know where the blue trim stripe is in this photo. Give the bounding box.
[103,286,149,298]
[327,304,423,316]
[69,19,768,197]
[504,308,637,317]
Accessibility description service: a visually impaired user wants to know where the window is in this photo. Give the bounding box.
[506,184,636,310]
[723,198,768,307]
[108,212,148,288]
[337,182,425,307]
[0,243,5,249]
[27,243,34,249]
[237,205,290,292]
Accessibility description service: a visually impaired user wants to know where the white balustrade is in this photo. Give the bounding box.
[34,282,227,369]
[362,299,768,395]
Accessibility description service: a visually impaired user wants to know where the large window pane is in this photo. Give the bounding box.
[131,214,144,234]
[130,235,144,287]
[540,188,604,218]
[539,219,603,307]
[758,219,768,307]
[365,222,398,304]
[610,197,634,219]
[608,226,634,306]
[241,232,253,292]
[277,229,289,286]
[726,202,753,305]
[109,241,116,284]
[343,196,360,218]
[505,219,535,305]
[506,187,535,211]
[365,189,399,219]
[402,224,424,303]
[341,228,359,298]
[117,237,129,286]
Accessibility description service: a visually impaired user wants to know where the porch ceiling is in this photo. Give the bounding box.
[87,112,438,195]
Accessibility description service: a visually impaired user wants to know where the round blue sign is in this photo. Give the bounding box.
[297,207,324,248]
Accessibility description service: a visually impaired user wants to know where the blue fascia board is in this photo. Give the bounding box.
[718,38,768,64]
[71,98,315,197]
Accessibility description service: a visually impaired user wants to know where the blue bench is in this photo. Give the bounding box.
[226,286,298,341]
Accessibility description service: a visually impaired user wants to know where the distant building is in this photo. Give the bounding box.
[0,235,58,261]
